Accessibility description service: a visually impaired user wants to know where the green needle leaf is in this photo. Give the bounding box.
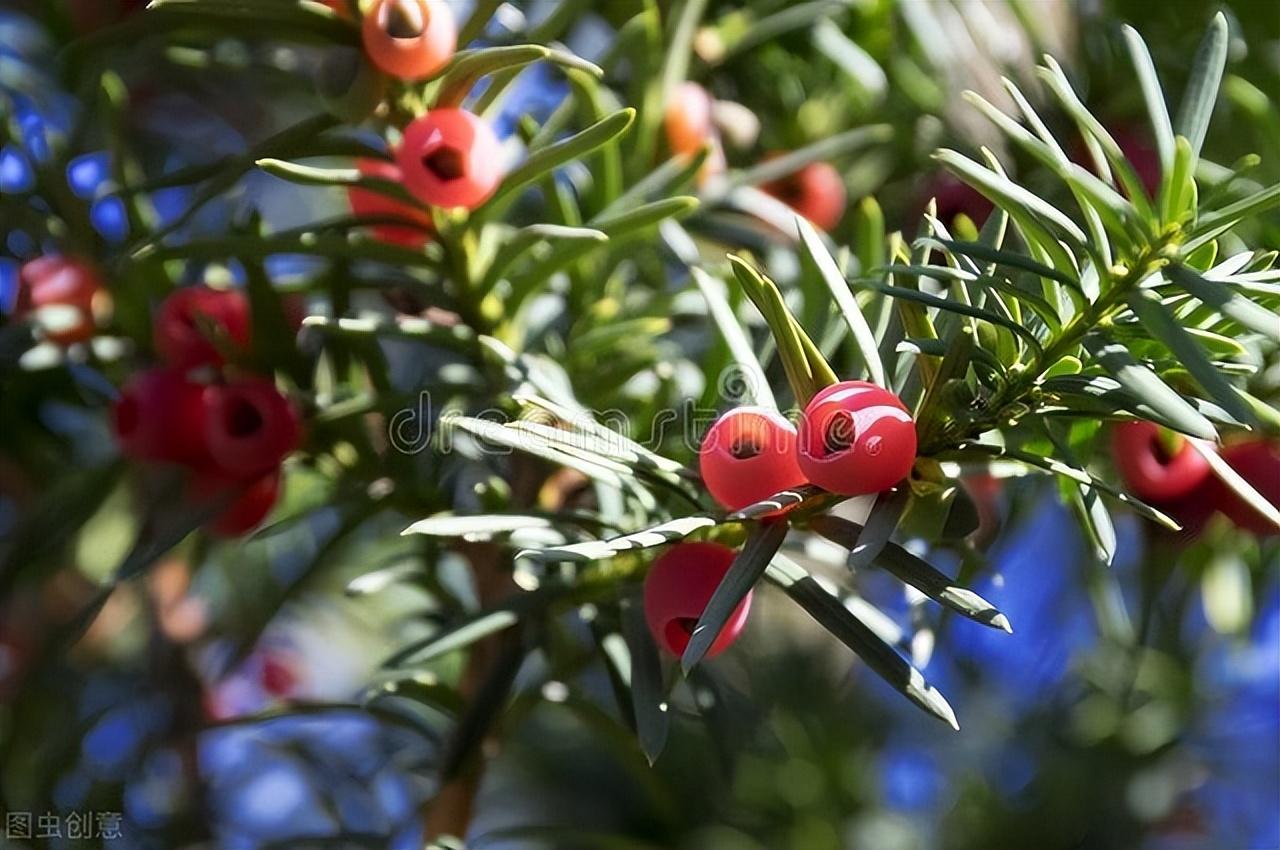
[1122,25,1175,174]
[1085,338,1217,440]
[1127,288,1254,424]
[1167,264,1280,340]
[796,216,886,387]
[434,45,551,108]
[808,515,1012,632]
[1175,11,1230,159]
[518,516,721,563]
[486,108,636,209]
[1189,440,1280,531]
[691,267,777,409]
[621,595,670,765]
[845,487,908,570]
[765,556,959,729]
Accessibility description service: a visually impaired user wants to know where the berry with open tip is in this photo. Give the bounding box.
[643,542,751,659]
[699,406,806,511]
[203,379,302,478]
[361,0,456,81]
[796,381,917,496]
[396,108,503,210]
[1111,421,1212,503]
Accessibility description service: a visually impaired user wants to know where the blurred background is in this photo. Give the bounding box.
[1,1,1277,849]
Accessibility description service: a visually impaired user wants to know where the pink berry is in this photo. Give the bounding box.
[348,159,434,247]
[663,82,725,184]
[796,381,917,496]
[113,368,211,466]
[361,0,457,81]
[699,406,807,511]
[194,468,283,538]
[643,542,751,659]
[396,108,504,210]
[153,285,251,369]
[1110,421,1212,504]
[18,256,102,345]
[763,159,847,231]
[1212,439,1280,536]
[203,379,302,477]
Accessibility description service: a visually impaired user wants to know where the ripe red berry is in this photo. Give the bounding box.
[643,542,751,659]
[763,160,848,232]
[1110,421,1212,503]
[113,368,211,465]
[194,468,283,538]
[153,285,251,369]
[361,0,456,81]
[203,379,302,478]
[663,81,725,183]
[796,381,917,496]
[1213,440,1280,536]
[348,159,434,247]
[699,406,806,511]
[18,256,102,345]
[396,109,504,210]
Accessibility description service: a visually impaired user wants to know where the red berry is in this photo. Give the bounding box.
[18,256,102,345]
[763,160,848,232]
[20,257,99,310]
[1213,440,1280,536]
[362,0,456,81]
[796,381,917,496]
[643,542,751,659]
[348,159,434,247]
[153,285,251,369]
[663,82,725,183]
[203,379,302,477]
[1110,421,1212,503]
[699,406,807,511]
[396,109,504,210]
[113,369,211,465]
[193,468,282,538]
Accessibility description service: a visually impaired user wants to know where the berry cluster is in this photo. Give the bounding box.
[1111,422,1280,539]
[699,380,917,510]
[662,84,848,229]
[337,0,502,240]
[112,286,301,538]
[642,381,917,657]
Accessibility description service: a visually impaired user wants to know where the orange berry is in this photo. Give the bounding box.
[361,0,456,81]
